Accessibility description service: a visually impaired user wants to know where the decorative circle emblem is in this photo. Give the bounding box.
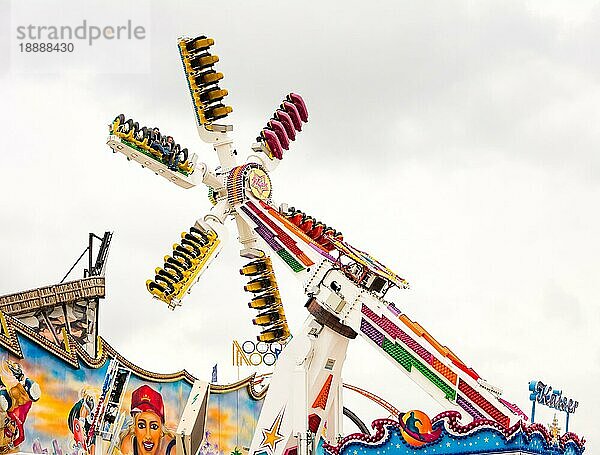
[240,340,284,366]
[398,410,440,447]
[247,167,272,200]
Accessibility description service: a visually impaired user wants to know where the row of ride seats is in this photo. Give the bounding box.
[240,255,290,343]
[112,114,194,174]
[146,225,219,308]
[282,206,343,252]
[179,35,232,125]
[258,93,309,160]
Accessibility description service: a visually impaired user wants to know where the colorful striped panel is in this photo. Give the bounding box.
[362,305,458,385]
[456,394,485,420]
[277,233,302,252]
[246,203,296,247]
[259,201,332,257]
[256,228,282,251]
[255,226,272,238]
[387,302,401,316]
[362,306,400,342]
[309,243,337,262]
[246,201,314,267]
[458,379,510,428]
[398,313,480,382]
[498,397,528,420]
[450,360,480,382]
[382,337,411,370]
[431,357,458,385]
[277,250,304,272]
[241,206,305,272]
[261,232,284,252]
[361,304,381,324]
[363,306,424,357]
[363,306,418,354]
[381,338,456,400]
[394,324,432,362]
[240,205,268,230]
[240,206,284,252]
[378,315,402,339]
[227,166,245,205]
[360,318,385,346]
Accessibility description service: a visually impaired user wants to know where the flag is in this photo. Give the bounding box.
[211,364,218,383]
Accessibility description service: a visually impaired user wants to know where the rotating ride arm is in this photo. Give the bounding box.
[107,116,200,188]
[307,264,522,428]
[146,219,227,309]
[236,197,523,455]
[106,35,312,317]
[141,36,301,347]
[106,114,230,309]
[107,35,237,309]
[247,199,527,429]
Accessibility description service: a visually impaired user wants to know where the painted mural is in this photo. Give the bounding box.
[0,309,265,455]
[112,384,177,455]
[0,335,188,455]
[0,358,41,453]
[204,382,264,455]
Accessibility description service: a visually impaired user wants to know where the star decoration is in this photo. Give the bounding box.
[260,409,286,452]
[484,438,489,443]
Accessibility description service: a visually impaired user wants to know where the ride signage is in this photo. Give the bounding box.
[528,380,578,414]
[247,168,272,201]
[232,340,284,367]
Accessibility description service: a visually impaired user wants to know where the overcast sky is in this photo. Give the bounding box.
[1,0,599,450]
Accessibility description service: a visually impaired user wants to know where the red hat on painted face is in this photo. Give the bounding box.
[130,385,165,423]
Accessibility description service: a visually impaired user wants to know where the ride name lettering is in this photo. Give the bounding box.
[251,174,268,192]
[534,381,578,414]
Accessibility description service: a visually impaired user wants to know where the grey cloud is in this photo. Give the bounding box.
[541,280,583,327]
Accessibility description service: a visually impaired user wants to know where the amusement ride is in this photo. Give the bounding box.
[102,33,579,455]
